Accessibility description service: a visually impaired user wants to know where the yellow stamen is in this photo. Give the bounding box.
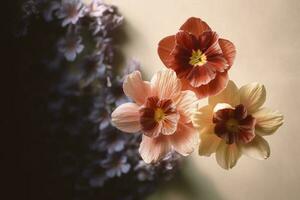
[154,108,165,122]
[189,49,207,67]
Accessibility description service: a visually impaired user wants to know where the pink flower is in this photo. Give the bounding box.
[111,69,199,163]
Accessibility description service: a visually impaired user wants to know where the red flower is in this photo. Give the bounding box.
[158,17,236,98]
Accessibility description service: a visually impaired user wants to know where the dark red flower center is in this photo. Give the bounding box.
[213,104,256,144]
[169,31,228,88]
[139,96,177,132]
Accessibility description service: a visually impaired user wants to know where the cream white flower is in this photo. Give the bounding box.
[192,81,284,169]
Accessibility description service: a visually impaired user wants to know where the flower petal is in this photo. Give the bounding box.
[158,35,176,67]
[175,31,198,50]
[169,123,198,156]
[161,112,180,135]
[175,90,198,123]
[209,80,239,107]
[143,123,162,138]
[199,133,221,156]
[207,56,228,72]
[76,44,84,54]
[168,46,192,78]
[139,135,170,163]
[213,103,234,113]
[186,65,216,87]
[200,31,221,56]
[239,82,266,113]
[216,141,241,170]
[151,69,182,100]
[191,71,229,99]
[123,71,152,105]
[180,17,211,37]
[192,105,214,132]
[111,103,141,133]
[252,108,284,136]
[65,51,77,61]
[240,135,270,160]
[219,39,236,67]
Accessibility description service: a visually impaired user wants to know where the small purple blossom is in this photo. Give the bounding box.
[85,0,112,18]
[122,59,141,79]
[79,53,106,87]
[89,105,111,130]
[101,154,131,178]
[88,5,123,35]
[155,152,181,181]
[102,12,124,31]
[89,18,105,35]
[56,0,85,27]
[158,152,181,170]
[134,161,156,181]
[92,127,126,153]
[95,37,115,63]
[98,108,111,130]
[58,34,84,61]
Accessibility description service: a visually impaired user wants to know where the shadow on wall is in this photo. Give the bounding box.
[111,19,131,73]
[147,159,223,200]
[112,17,152,78]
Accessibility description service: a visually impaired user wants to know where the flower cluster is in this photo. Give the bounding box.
[17,0,181,199]
[42,0,124,62]
[112,17,284,170]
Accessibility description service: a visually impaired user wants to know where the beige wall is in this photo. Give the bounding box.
[106,0,300,199]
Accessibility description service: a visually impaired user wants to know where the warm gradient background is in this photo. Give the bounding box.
[106,0,299,199]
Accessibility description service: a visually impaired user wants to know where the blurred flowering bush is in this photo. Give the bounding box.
[16,0,181,199]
